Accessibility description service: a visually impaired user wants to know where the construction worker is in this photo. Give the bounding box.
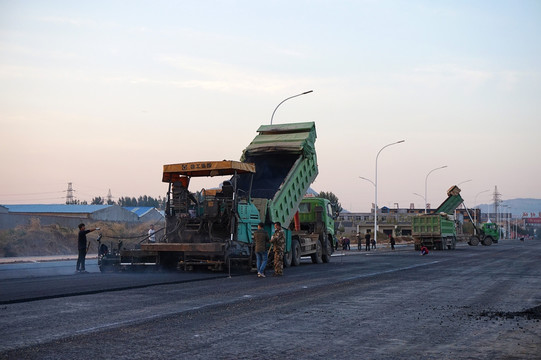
[76,223,99,273]
[270,222,285,276]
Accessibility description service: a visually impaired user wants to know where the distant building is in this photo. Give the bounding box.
[124,207,164,223]
[0,204,139,230]
[337,207,482,238]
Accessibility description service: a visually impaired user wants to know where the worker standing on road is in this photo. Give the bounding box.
[254,222,270,278]
[365,232,371,251]
[270,222,285,276]
[390,236,396,250]
[76,223,99,273]
[148,224,156,243]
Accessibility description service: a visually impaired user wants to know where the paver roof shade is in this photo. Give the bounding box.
[162,160,255,181]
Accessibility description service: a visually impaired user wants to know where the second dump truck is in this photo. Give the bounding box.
[412,185,463,250]
[118,122,335,271]
[412,185,499,250]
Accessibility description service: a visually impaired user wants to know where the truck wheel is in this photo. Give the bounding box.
[283,250,292,268]
[322,238,332,263]
[468,236,480,246]
[482,236,493,246]
[311,239,323,264]
[292,239,301,266]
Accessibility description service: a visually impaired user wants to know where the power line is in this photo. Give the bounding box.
[0,191,65,196]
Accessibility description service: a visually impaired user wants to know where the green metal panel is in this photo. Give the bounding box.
[236,203,261,244]
[435,194,464,214]
[268,153,318,226]
[241,122,317,159]
[412,214,456,238]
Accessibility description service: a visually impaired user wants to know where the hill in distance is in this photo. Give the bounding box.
[477,198,541,217]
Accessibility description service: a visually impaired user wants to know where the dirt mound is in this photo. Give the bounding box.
[0,219,160,257]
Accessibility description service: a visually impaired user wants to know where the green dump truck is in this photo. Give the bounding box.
[290,196,337,266]
[412,185,462,250]
[468,222,500,246]
[113,122,334,272]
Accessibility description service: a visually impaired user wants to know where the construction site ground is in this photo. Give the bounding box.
[0,239,539,360]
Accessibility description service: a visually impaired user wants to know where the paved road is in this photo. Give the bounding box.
[0,240,539,359]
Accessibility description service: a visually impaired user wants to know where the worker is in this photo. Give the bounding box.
[420,246,429,256]
[76,223,99,273]
[270,222,285,276]
[253,222,270,278]
[148,224,156,243]
[390,236,396,250]
[365,232,371,251]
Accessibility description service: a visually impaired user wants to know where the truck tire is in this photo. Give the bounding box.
[311,239,323,264]
[482,236,493,246]
[292,239,302,266]
[283,250,292,268]
[468,236,480,246]
[322,238,332,263]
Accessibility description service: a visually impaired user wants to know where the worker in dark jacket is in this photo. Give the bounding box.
[253,223,270,277]
[76,223,99,273]
[365,232,371,251]
[390,236,396,250]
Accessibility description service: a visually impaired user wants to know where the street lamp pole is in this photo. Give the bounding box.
[270,90,313,125]
[454,179,472,220]
[374,140,405,246]
[424,165,447,214]
[413,192,425,207]
[473,189,490,224]
[359,176,375,187]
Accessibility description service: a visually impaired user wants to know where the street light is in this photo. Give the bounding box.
[424,165,447,214]
[474,189,490,224]
[454,179,472,220]
[359,176,375,186]
[413,192,425,208]
[374,140,405,246]
[270,90,313,125]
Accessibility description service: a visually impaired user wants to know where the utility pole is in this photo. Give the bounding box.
[492,186,502,237]
[66,182,75,204]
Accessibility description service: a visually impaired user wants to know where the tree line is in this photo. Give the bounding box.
[66,195,165,209]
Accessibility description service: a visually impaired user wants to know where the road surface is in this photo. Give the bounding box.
[0,240,539,359]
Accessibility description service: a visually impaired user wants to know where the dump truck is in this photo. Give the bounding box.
[467,221,500,246]
[290,196,337,266]
[117,122,334,271]
[412,185,463,250]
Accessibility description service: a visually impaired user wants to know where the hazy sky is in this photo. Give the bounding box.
[1,0,540,211]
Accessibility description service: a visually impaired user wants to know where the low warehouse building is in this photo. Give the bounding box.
[0,204,139,230]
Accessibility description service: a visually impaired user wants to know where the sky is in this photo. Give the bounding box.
[1,0,540,212]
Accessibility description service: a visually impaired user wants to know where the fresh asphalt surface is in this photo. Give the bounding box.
[1,240,540,359]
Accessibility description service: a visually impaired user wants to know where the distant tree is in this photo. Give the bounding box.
[117,196,137,207]
[91,197,104,205]
[318,191,343,218]
[106,198,115,205]
[116,195,162,208]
